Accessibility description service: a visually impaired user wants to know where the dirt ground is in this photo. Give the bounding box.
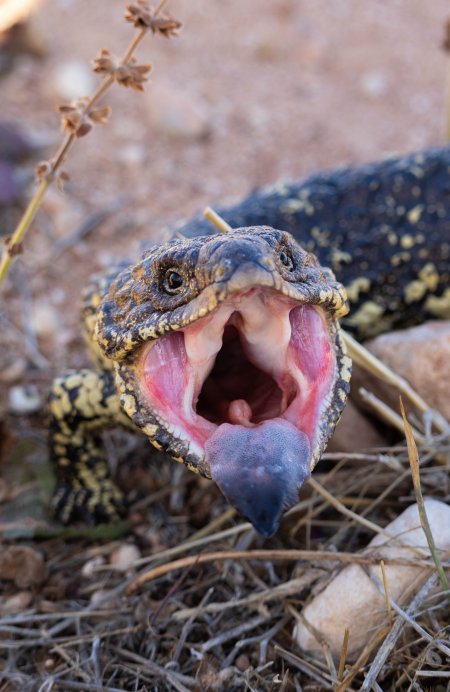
[0,1,449,690]
[1,0,449,379]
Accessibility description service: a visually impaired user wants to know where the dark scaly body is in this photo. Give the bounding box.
[180,147,450,336]
[49,148,450,531]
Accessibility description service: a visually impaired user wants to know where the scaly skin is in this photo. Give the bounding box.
[49,148,450,531]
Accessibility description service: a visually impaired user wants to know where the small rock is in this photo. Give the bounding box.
[359,69,389,99]
[54,60,95,101]
[327,400,387,453]
[31,302,59,338]
[8,384,42,414]
[235,654,250,671]
[352,320,450,421]
[81,556,105,579]
[118,143,146,166]
[147,83,211,141]
[0,357,27,383]
[110,543,141,571]
[294,499,450,659]
[90,589,117,609]
[0,546,47,588]
[1,590,33,614]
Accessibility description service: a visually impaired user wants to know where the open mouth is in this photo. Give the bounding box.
[139,288,336,535]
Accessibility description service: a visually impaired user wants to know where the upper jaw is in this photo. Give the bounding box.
[137,283,337,456]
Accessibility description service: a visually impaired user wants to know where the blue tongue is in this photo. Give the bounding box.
[205,419,311,537]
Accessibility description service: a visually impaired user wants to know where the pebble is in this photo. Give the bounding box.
[54,60,95,101]
[90,589,117,609]
[293,499,450,659]
[235,654,251,671]
[147,83,211,142]
[0,591,33,614]
[8,384,42,414]
[359,69,389,98]
[110,543,141,571]
[81,556,105,579]
[31,302,59,338]
[0,546,47,588]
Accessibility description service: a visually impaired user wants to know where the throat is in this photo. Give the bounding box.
[196,325,290,426]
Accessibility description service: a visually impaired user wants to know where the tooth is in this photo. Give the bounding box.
[238,294,291,378]
[184,305,234,400]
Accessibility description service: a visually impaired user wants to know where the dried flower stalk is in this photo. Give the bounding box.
[0,0,181,287]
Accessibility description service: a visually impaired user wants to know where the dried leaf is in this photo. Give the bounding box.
[89,105,112,124]
[125,1,154,28]
[75,122,93,138]
[115,60,152,91]
[35,160,52,182]
[4,236,23,257]
[92,48,117,76]
[150,15,182,38]
[125,2,181,37]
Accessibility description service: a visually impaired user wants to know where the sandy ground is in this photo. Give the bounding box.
[0,3,449,688]
[1,1,449,379]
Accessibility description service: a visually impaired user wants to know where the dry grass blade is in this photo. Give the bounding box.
[342,331,449,434]
[380,559,393,626]
[125,548,436,595]
[337,627,349,682]
[360,572,441,691]
[400,397,450,595]
[359,387,427,444]
[203,206,233,233]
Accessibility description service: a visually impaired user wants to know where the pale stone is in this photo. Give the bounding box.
[351,320,450,421]
[90,589,117,609]
[31,302,58,338]
[294,499,450,659]
[110,544,141,571]
[81,556,105,578]
[0,546,47,587]
[8,384,42,414]
[54,60,95,101]
[0,591,33,614]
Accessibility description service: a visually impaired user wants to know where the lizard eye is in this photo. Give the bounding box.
[163,268,184,294]
[279,247,294,271]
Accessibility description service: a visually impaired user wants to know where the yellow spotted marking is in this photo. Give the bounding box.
[331,249,352,271]
[390,251,411,267]
[418,263,440,292]
[346,301,384,330]
[143,423,159,437]
[387,232,398,246]
[121,393,137,418]
[424,288,450,319]
[345,277,371,303]
[338,389,347,403]
[400,234,415,249]
[404,280,427,304]
[407,205,424,225]
[311,226,329,247]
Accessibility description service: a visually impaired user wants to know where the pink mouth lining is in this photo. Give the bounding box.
[140,289,335,458]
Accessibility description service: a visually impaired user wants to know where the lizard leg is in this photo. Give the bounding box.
[49,368,127,524]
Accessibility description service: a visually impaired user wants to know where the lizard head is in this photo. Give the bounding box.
[96,226,351,536]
